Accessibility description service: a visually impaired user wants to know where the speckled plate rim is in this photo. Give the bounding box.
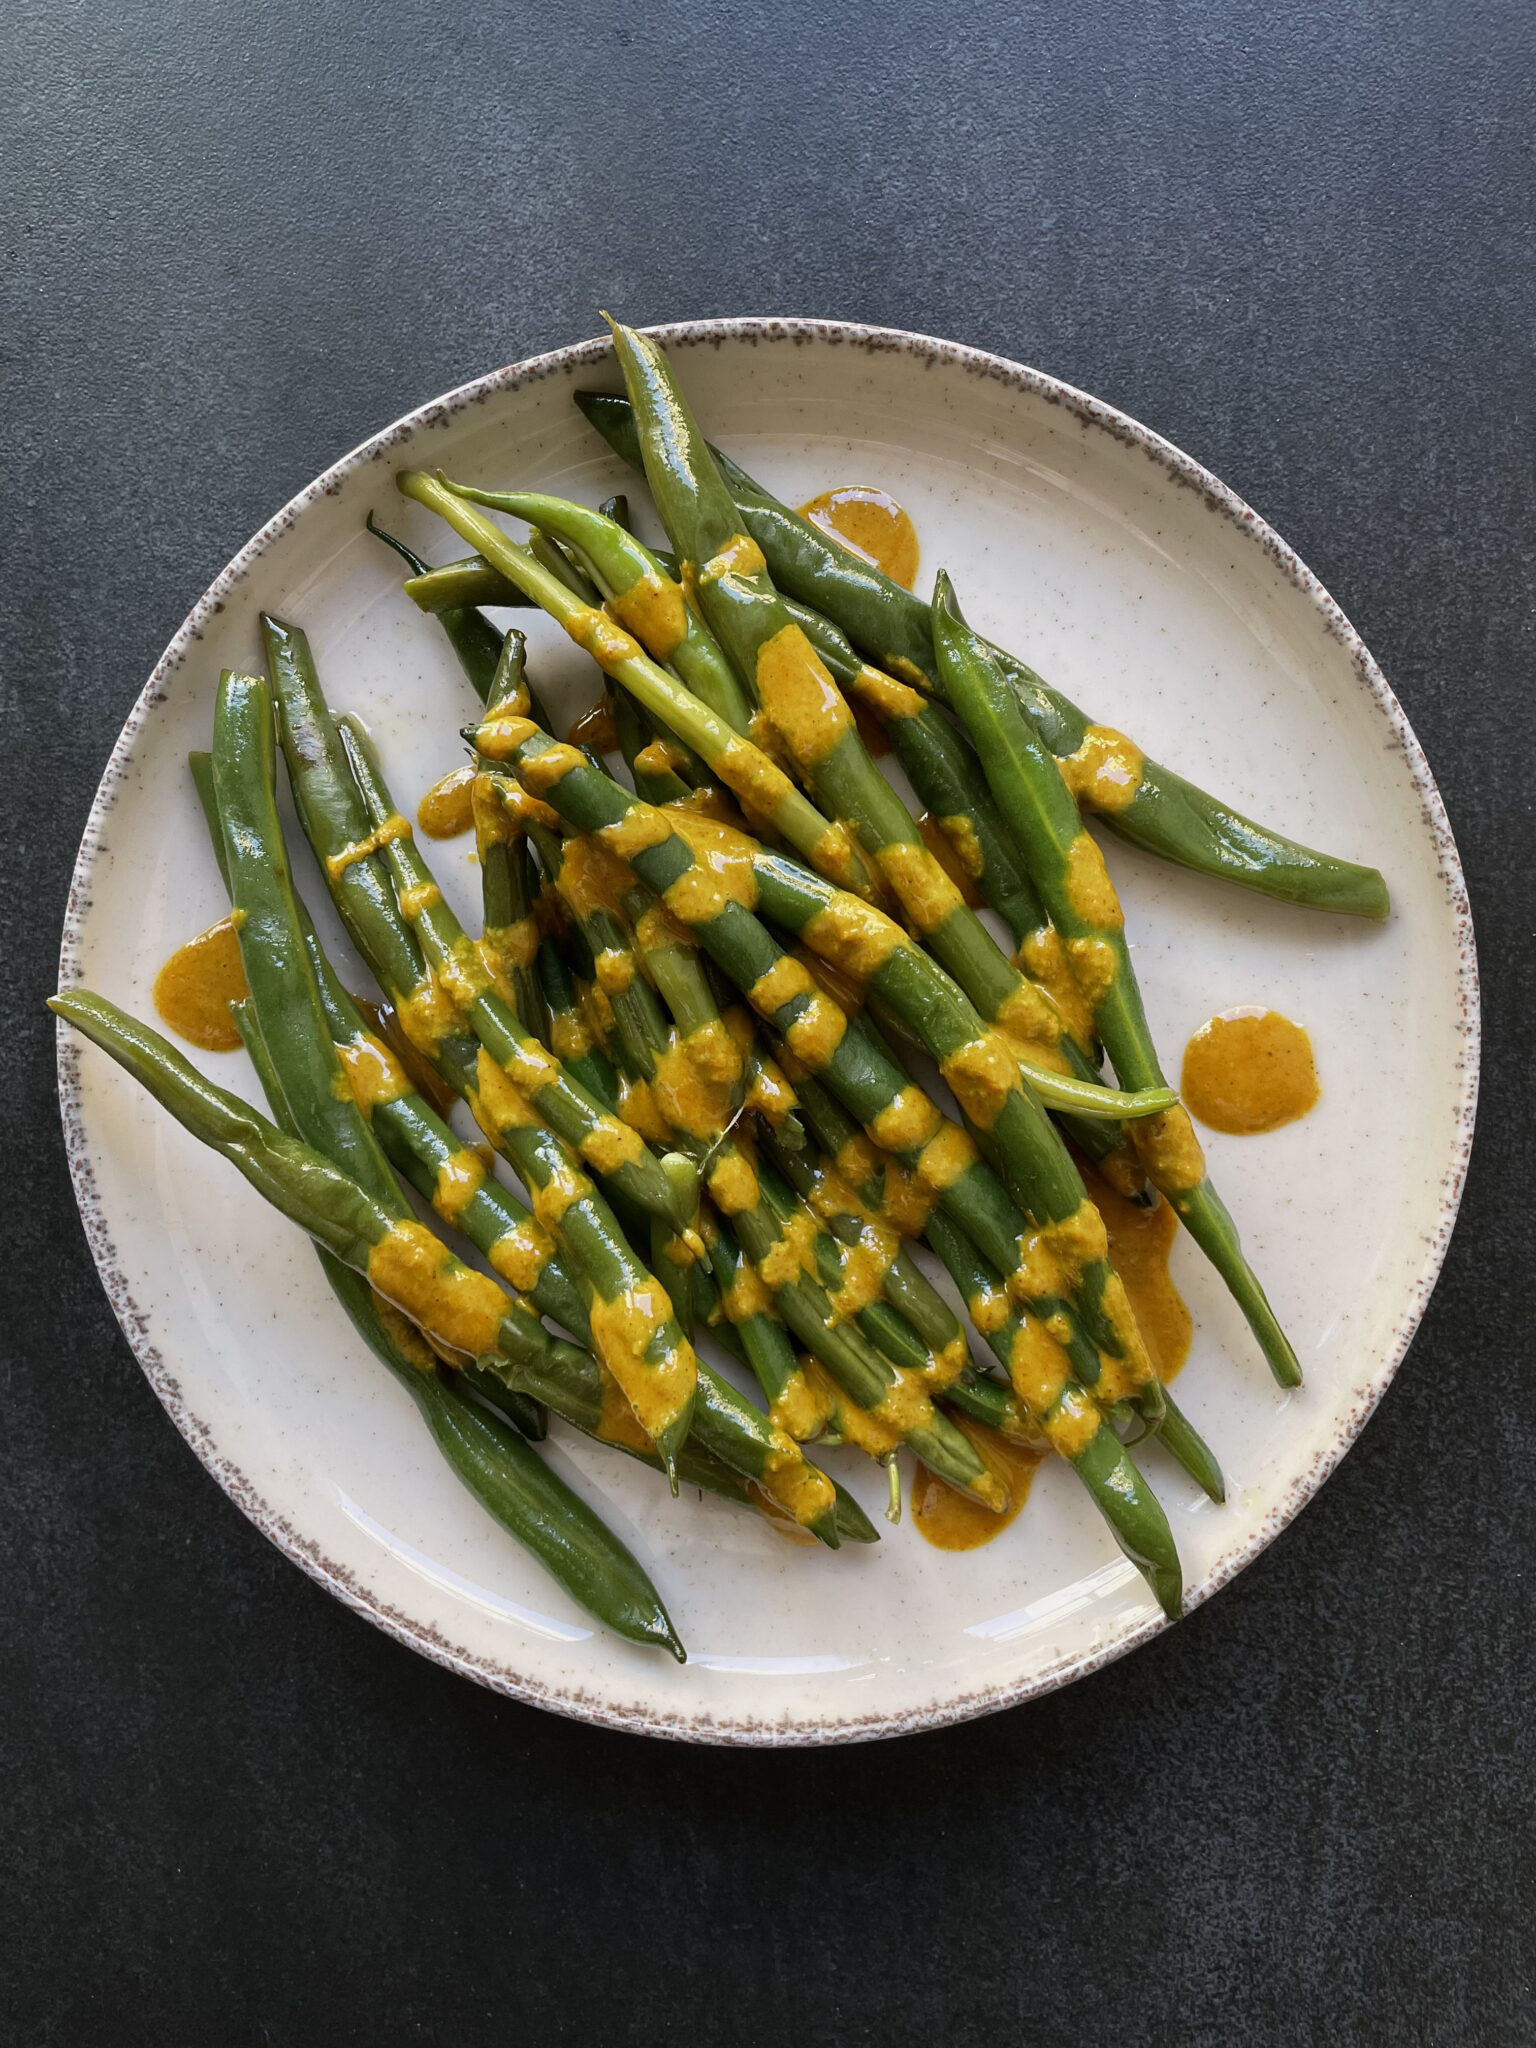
[56,317,1480,1745]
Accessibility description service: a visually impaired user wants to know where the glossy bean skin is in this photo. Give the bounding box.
[574,389,1388,921]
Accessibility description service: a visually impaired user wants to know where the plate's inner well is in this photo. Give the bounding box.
[58,328,1473,1740]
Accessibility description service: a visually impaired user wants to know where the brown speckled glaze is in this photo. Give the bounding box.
[56,319,1478,1745]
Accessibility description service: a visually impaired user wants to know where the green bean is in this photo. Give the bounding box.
[923,1207,1181,1618]
[465,719,1158,1425]
[575,392,1388,920]
[189,746,589,1352]
[599,321,1140,1129]
[263,618,707,1477]
[542,828,995,1505]
[535,934,620,1111]
[54,989,686,1656]
[473,632,547,1039]
[395,470,881,897]
[443,481,755,736]
[339,715,708,1468]
[211,672,400,1208]
[367,514,522,696]
[204,681,550,1433]
[336,711,699,1236]
[932,574,1301,1390]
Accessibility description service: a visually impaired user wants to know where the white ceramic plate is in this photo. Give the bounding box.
[57,320,1477,1744]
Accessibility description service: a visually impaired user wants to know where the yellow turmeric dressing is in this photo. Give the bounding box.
[365,1221,507,1361]
[912,1422,1045,1552]
[802,894,905,982]
[874,840,962,935]
[596,1368,658,1456]
[1057,726,1145,813]
[1063,831,1125,931]
[486,1217,554,1293]
[850,696,892,759]
[755,625,854,772]
[153,917,249,1051]
[1078,1160,1192,1381]
[353,996,459,1118]
[434,1148,487,1223]
[799,485,921,589]
[416,765,477,839]
[324,812,411,883]
[783,992,846,1068]
[651,1020,743,1141]
[335,1032,410,1116]
[568,697,620,754]
[1182,1008,1319,1136]
[872,1086,943,1155]
[939,1032,1024,1131]
[587,1287,694,1440]
[917,814,985,906]
[1019,924,1097,1051]
[564,606,643,672]
[743,1049,798,1127]
[617,1075,673,1146]
[664,811,762,909]
[607,573,688,661]
[792,944,866,1024]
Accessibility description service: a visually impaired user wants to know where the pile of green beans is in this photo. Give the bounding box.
[54,319,1387,1650]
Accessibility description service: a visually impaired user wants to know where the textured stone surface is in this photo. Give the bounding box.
[2,1,1531,2040]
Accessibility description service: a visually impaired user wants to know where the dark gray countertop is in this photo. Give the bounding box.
[4,3,1531,2040]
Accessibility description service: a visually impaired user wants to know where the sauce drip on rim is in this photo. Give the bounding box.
[417,764,477,839]
[912,1425,1044,1551]
[1182,1007,1319,1136]
[153,917,249,1051]
[799,485,920,589]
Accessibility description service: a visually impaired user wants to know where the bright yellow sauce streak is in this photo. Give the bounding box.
[912,1422,1044,1551]
[416,765,477,839]
[1182,1008,1320,1136]
[799,485,921,589]
[152,917,249,1051]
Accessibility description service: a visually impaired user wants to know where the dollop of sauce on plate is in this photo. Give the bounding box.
[153,917,249,1051]
[417,764,477,839]
[1182,1007,1319,1136]
[912,1424,1044,1551]
[799,485,920,589]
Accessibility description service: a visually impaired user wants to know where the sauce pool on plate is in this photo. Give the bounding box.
[416,764,477,839]
[798,485,920,589]
[912,1425,1044,1552]
[152,916,249,1051]
[1182,1008,1319,1136]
